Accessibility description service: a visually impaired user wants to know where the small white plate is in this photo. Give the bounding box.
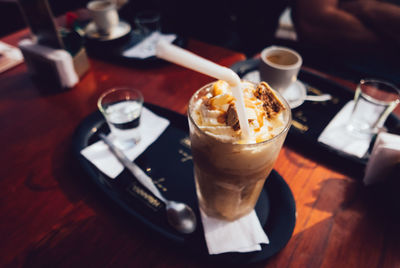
[85,21,131,41]
[281,80,307,109]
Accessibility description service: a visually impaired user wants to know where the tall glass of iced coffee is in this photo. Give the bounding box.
[188,80,291,221]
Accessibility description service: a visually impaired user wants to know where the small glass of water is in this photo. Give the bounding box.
[347,79,399,136]
[98,87,144,148]
[134,10,161,37]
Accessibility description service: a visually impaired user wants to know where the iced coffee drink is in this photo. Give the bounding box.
[188,80,291,221]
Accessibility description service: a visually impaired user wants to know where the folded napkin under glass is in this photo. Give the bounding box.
[318,101,373,158]
[318,101,400,185]
[81,107,269,255]
[81,107,170,178]
[200,210,269,255]
[123,32,177,59]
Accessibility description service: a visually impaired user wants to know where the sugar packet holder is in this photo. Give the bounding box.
[363,132,400,185]
[18,39,89,89]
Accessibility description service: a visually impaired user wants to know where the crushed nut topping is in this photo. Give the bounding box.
[202,96,211,108]
[217,113,227,124]
[226,104,240,131]
[254,82,285,118]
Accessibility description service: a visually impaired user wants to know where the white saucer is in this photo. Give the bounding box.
[85,21,131,41]
[281,80,307,109]
[242,70,307,109]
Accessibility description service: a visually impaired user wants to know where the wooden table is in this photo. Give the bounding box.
[1,30,399,268]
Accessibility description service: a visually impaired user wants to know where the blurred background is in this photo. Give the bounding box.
[2,0,399,85]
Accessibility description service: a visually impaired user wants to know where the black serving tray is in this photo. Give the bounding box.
[231,58,400,167]
[72,103,296,264]
[84,29,187,66]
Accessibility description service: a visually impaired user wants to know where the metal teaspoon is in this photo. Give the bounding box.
[99,133,197,234]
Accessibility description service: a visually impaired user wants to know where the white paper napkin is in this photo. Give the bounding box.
[122,32,177,59]
[80,107,170,178]
[318,101,372,158]
[363,132,400,185]
[200,210,269,255]
[0,41,23,73]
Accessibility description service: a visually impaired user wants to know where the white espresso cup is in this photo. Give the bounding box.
[259,46,302,94]
[87,0,119,35]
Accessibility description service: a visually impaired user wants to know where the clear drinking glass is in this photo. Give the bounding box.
[134,10,161,37]
[347,79,400,136]
[188,82,292,221]
[98,87,144,149]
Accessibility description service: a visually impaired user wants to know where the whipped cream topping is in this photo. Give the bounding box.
[191,80,287,144]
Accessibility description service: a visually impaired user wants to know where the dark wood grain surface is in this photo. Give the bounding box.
[1,29,399,268]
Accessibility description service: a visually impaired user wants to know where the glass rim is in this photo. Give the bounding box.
[260,46,303,70]
[97,87,144,115]
[358,78,400,105]
[188,81,292,147]
[87,0,116,11]
[135,10,161,22]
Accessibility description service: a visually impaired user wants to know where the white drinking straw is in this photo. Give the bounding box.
[156,40,251,138]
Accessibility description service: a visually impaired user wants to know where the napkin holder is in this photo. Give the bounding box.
[18,39,89,89]
[17,0,90,89]
[386,163,400,211]
[363,132,400,186]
